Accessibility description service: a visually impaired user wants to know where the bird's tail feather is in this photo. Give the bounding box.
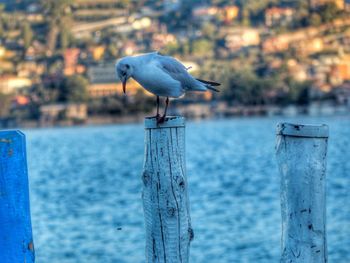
[206,86,220,92]
[196,78,221,86]
[196,78,220,92]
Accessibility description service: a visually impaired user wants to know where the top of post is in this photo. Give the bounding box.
[0,130,26,144]
[276,123,329,138]
[145,116,185,129]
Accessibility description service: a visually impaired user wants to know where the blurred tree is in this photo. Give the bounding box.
[88,91,153,116]
[30,83,59,105]
[222,68,268,105]
[319,3,339,23]
[241,7,251,26]
[310,13,322,26]
[119,0,131,8]
[41,0,73,54]
[59,75,89,103]
[0,19,4,38]
[21,21,33,50]
[2,12,18,32]
[238,0,279,25]
[192,39,214,57]
[160,0,195,30]
[163,42,179,55]
[128,89,154,114]
[106,43,119,59]
[243,0,279,15]
[59,25,71,50]
[286,79,312,105]
[0,92,11,117]
[218,59,300,106]
[88,96,123,115]
[291,0,310,28]
[48,60,64,75]
[0,5,4,37]
[179,41,190,56]
[202,22,216,40]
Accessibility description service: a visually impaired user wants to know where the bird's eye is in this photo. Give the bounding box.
[122,72,126,76]
[125,64,130,69]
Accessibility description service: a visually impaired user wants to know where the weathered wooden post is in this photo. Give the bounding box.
[276,123,329,263]
[142,116,193,263]
[0,130,35,263]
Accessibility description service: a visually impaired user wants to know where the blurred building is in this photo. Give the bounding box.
[0,75,32,94]
[63,48,85,76]
[287,59,308,82]
[0,46,6,58]
[193,5,239,23]
[121,41,140,56]
[310,0,345,9]
[17,61,45,78]
[151,33,177,50]
[40,103,88,125]
[72,16,127,38]
[330,55,350,84]
[265,7,294,27]
[12,95,30,107]
[263,27,321,53]
[89,45,105,61]
[25,41,46,60]
[73,0,127,22]
[193,6,219,21]
[222,6,240,24]
[225,28,260,52]
[293,38,324,56]
[87,63,146,97]
[333,82,350,106]
[87,63,116,97]
[26,13,44,23]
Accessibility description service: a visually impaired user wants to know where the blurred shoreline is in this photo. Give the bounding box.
[1,102,349,129]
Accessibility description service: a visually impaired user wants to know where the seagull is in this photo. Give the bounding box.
[115,52,220,123]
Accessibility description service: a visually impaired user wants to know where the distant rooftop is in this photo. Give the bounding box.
[87,63,116,84]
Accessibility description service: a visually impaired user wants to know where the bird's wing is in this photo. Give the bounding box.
[154,54,198,90]
[155,53,188,73]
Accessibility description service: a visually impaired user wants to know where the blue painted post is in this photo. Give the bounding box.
[276,123,329,263]
[0,130,35,263]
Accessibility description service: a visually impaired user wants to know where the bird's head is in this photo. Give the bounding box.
[116,57,134,94]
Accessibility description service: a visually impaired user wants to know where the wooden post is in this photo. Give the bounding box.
[276,123,329,263]
[0,130,35,263]
[142,116,193,263]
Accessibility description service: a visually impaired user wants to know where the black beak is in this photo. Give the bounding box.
[122,80,126,94]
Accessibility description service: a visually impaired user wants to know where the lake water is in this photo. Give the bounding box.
[25,116,349,263]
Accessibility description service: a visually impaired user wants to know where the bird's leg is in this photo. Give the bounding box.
[164,97,169,117]
[157,97,169,124]
[153,96,160,118]
[156,96,160,117]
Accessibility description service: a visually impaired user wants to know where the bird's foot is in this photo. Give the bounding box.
[153,113,160,119]
[156,115,166,124]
